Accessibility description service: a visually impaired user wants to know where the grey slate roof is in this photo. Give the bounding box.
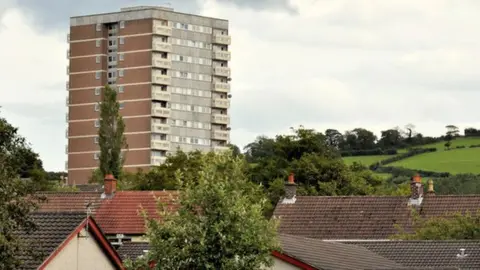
[278,234,404,270]
[17,212,87,269]
[117,241,150,260]
[344,240,480,270]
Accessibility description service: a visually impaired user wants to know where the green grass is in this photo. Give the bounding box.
[390,147,480,174]
[343,155,392,166]
[418,137,480,151]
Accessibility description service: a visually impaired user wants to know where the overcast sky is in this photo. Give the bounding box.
[1,0,479,171]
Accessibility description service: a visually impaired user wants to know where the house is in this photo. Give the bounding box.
[273,174,480,240]
[16,212,123,270]
[36,175,178,246]
[341,240,480,269]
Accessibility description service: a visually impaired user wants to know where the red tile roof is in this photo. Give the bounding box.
[94,191,179,234]
[36,192,103,214]
[273,195,480,240]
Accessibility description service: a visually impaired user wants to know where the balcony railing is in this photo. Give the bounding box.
[153,21,172,36]
[213,34,231,45]
[213,66,231,77]
[151,140,171,151]
[151,107,171,118]
[212,130,230,141]
[151,122,171,134]
[212,50,231,61]
[213,145,230,152]
[152,74,171,85]
[152,41,172,52]
[151,156,167,166]
[152,89,171,101]
[212,82,230,93]
[212,98,230,109]
[212,114,230,125]
[152,58,172,69]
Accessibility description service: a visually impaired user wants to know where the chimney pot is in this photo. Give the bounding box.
[104,174,117,197]
[288,173,295,184]
[410,173,424,201]
[283,172,297,203]
[427,179,435,194]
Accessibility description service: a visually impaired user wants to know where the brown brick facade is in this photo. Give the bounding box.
[68,133,151,152]
[68,117,151,137]
[69,84,152,104]
[68,149,151,169]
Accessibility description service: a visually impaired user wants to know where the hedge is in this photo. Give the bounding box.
[368,148,437,169]
[341,148,397,157]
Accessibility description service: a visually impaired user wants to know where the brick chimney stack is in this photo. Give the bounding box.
[103,174,117,198]
[282,173,297,204]
[410,174,424,200]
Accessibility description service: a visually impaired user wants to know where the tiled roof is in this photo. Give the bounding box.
[17,212,86,270]
[278,234,403,270]
[95,191,179,234]
[273,195,480,240]
[273,196,414,239]
[74,184,104,192]
[36,192,102,214]
[345,240,480,270]
[117,241,150,260]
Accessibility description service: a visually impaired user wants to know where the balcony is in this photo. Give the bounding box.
[152,57,172,69]
[213,66,231,77]
[213,34,231,45]
[152,89,171,101]
[212,114,230,125]
[151,140,170,151]
[213,145,230,152]
[151,107,171,118]
[152,40,172,52]
[153,21,172,36]
[212,50,231,61]
[151,122,171,134]
[152,74,171,85]
[212,82,230,93]
[151,156,167,166]
[212,130,230,141]
[212,98,230,109]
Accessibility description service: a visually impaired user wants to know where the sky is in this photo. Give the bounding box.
[1,0,479,171]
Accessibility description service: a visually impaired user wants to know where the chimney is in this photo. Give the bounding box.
[103,174,117,198]
[282,173,297,204]
[410,174,424,199]
[427,179,435,195]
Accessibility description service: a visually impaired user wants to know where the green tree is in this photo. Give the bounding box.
[0,116,41,268]
[135,152,278,269]
[444,125,459,149]
[393,211,480,240]
[98,85,127,180]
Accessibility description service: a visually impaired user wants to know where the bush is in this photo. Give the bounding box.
[469,144,480,148]
[341,148,397,157]
[374,166,450,178]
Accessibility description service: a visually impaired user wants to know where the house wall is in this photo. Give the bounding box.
[45,228,115,270]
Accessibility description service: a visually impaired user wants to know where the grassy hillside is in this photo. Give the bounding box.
[390,147,480,174]
[342,137,480,174]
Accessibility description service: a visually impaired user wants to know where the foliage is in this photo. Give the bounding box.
[0,115,41,268]
[373,166,450,178]
[135,151,278,270]
[370,148,437,168]
[465,127,480,137]
[341,148,397,157]
[393,211,480,240]
[432,174,480,195]
[98,85,127,180]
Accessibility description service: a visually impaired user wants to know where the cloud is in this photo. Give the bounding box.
[2,0,480,169]
[0,6,68,171]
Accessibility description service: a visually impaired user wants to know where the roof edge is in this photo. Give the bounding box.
[271,250,318,270]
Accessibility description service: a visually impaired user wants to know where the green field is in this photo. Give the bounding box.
[390,147,480,174]
[342,137,480,174]
[343,155,392,166]
[419,137,480,151]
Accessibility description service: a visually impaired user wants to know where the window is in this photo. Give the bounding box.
[95,71,101,80]
[119,37,125,45]
[96,56,100,63]
[118,86,124,93]
[94,152,100,160]
[108,55,116,62]
[96,23,101,31]
[94,103,100,111]
[180,72,188,78]
[108,39,117,46]
[94,137,99,144]
[94,87,101,95]
[94,119,100,127]
[96,40,101,47]
[119,103,125,109]
[118,69,124,77]
[119,53,124,61]
[120,21,125,28]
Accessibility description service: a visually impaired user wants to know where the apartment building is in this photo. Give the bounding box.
[66,6,231,184]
